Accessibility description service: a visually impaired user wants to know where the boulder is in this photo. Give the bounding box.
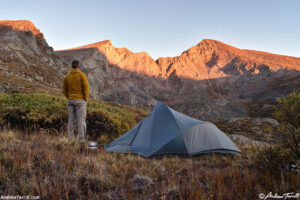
[229,134,269,147]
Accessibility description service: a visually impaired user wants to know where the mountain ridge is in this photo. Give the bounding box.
[0,20,299,120]
[58,38,300,62]
[56,36,300,120]
[57,38,300,81]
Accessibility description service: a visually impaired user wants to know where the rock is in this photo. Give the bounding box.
[229,134,269,147]
[228,117,250,123]
[252,118,280,127]
[217,117,279,143]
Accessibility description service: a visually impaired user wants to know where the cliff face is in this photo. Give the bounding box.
[56,39,300,120]
[0,20,68,94]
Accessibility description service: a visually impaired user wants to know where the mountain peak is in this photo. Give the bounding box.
[0,20,42,37]
[196,39,237,50]
[88,40,113,47]
[59,40,114,51]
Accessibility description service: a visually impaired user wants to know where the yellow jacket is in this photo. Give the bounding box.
[63,69,89,101]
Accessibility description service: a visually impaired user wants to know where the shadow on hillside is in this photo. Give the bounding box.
[0,25,299,111]
[56,47,300,120]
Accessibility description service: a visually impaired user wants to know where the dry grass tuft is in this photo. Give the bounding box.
[0,130,299,200]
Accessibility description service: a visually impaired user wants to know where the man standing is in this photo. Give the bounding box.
[63,60,89,148]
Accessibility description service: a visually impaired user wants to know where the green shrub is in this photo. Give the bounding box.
[0,93,147,139]
[87,100,137,136]
[274,92,300,128]
[0,93,67,131]
[253,145,290,173]
[253,93,300,173]
[273,92,300,159]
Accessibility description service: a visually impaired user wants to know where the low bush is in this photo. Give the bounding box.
[253,92,300,173]
[0,93,147,139]
[253,145,290,173]
[273,92,300,159]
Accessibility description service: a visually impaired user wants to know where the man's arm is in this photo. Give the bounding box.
[82,73,89,101]
[62,77,68,98]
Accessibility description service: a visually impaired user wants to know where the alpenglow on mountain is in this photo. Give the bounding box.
[1,20,299,120]
[56,38,300,120]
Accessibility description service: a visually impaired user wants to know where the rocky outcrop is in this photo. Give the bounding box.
[229,134,269,147]
[56,39,300,120]
[0,20,68,94]
[219,117,282,147]
[216,117,279,144]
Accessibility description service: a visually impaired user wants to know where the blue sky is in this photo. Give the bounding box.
[1,0,300,59]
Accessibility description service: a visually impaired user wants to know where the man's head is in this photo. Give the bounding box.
[72,60,80,69]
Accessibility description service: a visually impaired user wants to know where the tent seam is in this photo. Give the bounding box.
[149,104,184,156]
[166,106,182,132]
[129,119,144,145]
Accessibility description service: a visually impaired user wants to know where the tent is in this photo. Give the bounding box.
[105,102,241,157]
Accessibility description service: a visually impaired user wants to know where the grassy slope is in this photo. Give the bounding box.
[0,130,299,199]
[0,93,299,199]
[0,93,148,143]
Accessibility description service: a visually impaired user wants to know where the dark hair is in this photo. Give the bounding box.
[72,60,80,69]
